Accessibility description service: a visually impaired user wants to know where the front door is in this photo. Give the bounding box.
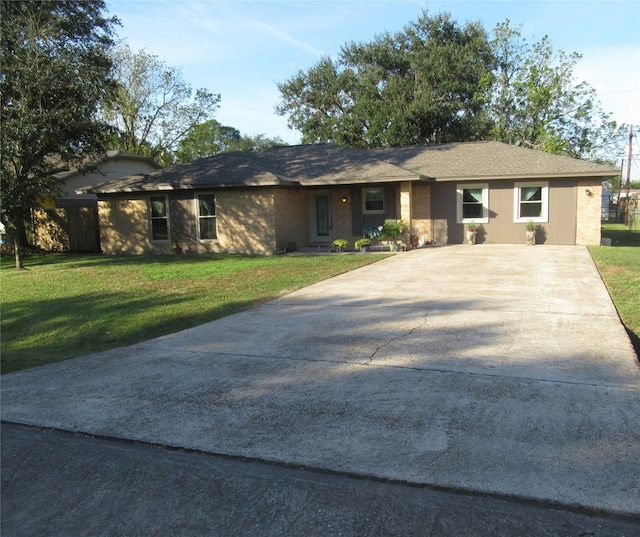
[310,191,331,243]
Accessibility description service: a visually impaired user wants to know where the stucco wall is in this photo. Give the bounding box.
[431,180,580,245]
[62,160,159,199]
[332,188,353,244]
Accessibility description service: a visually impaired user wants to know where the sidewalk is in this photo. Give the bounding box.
[2,245,639,524]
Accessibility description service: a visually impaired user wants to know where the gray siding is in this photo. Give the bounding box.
[431,180,578,245]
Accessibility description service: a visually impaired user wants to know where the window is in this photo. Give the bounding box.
[197,193,217,240]
[149,195,169,241]
[514,182,548,222]
[363,188,385,214]
[457,184,489,223]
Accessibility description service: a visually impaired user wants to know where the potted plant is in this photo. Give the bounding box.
[355,238,372,252]
[332,238,349,252]
[526,220,536,245]
[381,220,406,252]
[466,221,477,245]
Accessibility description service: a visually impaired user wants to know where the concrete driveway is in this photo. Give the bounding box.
[2,245,639,518]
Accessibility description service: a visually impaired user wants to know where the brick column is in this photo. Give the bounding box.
[575,179,603,245]
[400,181,412,225]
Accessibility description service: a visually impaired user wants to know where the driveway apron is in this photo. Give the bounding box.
[2,245,639,516]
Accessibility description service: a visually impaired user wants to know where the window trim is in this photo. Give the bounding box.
[195,192,218,241]
[149,194,170,242]
[456,183,489,224]
[513,181,549,223]
[362,187,385,214]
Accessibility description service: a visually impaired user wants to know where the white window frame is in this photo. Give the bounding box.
[149,195,170,242]
[362,187,385,214]
[513,181,549,223]
[196,192,217,241]
[456,183,489,224]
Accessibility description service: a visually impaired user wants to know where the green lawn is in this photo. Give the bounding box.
[1,252,386,373]
[589,222,640,358]
[3,227,638,374]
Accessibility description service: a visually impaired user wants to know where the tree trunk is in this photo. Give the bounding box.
[13,221,25,270]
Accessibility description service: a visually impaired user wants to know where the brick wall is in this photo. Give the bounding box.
[575,179,603,245]
[98,197,153,255]
[411,183,432,244]
[274,189,308,250]
[99,189,278,255]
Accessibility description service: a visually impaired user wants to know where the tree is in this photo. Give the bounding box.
[104,44,221,165]
[276,11,494,148]
[231,133,287,153]
[488,20,626,160]
[174,119,286,163]
[1,0,118,269]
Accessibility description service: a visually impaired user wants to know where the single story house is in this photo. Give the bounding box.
[81,141,619,255]
[36,150,161,252]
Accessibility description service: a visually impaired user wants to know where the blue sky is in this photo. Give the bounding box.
[106,0,639,171]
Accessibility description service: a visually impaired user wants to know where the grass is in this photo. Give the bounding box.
[589,222,640,359]
[1,252,387,374]
[3,225,638,373]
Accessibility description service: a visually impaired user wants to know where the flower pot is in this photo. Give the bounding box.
[466,230,476,245]
[526,230,536,246]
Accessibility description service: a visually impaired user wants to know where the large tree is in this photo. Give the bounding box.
[174,119,286,163]
[276,11,495,148]
[488,20,626,160]
[1,0,118,269]
[104,44,221,165]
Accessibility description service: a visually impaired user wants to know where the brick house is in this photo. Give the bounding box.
[81,142,619,255]
[36,150,161,252]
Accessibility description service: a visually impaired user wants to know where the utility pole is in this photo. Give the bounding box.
[624,125,633,225]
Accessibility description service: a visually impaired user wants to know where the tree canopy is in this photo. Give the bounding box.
[276,10,627,161]
[488,20,625,160]
[1,0,118,268]
[103,44,221,165]
[174,120,286,163]
[276,12,495,148]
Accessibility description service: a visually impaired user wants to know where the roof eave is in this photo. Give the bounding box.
[297,174,421,186]
[433,171,620,182]
[86,179,298,194]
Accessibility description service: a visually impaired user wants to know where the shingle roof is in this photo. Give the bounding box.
[82,141,619,194]
[374,141,619,180]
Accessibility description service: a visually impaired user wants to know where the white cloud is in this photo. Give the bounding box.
[247,19,325,57]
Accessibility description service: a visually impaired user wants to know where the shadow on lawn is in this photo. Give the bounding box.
[0,289,265,374]
[602,225,640,247]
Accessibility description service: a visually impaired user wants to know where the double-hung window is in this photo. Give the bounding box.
[149,195,169,241]
[457,184,489,224]
[363,188,385,214]
[197,193,217,240]
[514,182,548,222]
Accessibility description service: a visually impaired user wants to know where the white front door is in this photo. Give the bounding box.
[310,191,331,243]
